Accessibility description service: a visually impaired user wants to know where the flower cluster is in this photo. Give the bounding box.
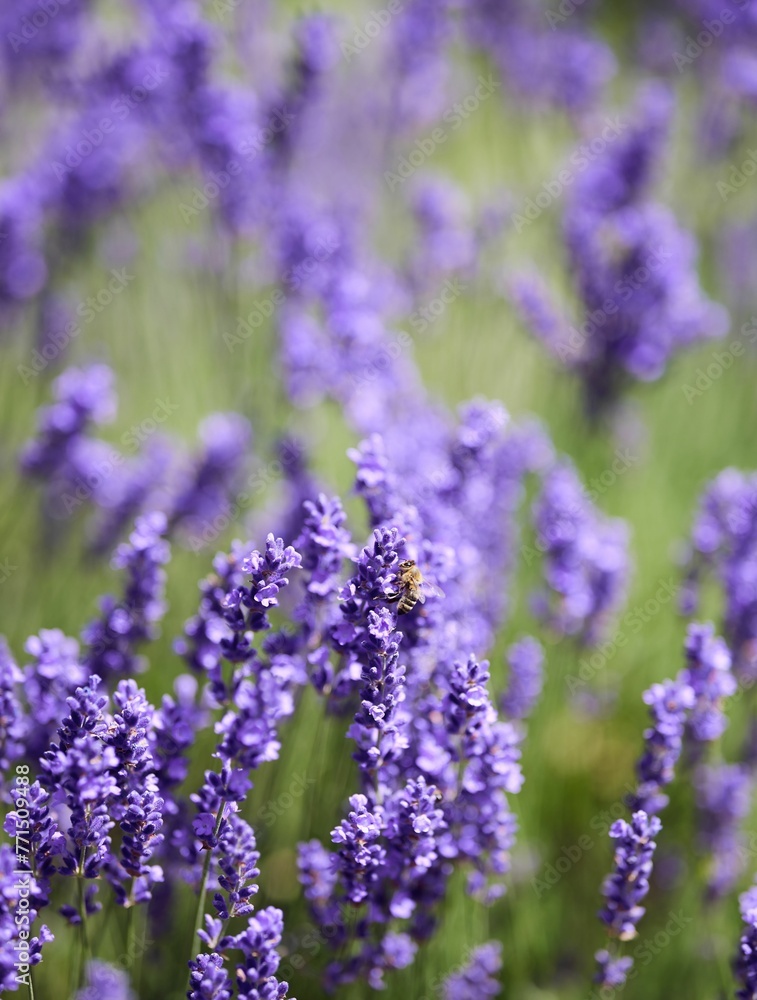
[512,83,727,417]
[532,462,630,644]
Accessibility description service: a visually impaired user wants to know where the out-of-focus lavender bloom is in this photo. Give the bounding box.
[21,628,88,761]
[405,177,478,295]
[90,436,176,554]
[680,623,735,745]
[20,363,116,480]
[532,462,630,644]
[598,810,661,942]
[465,2,615,113]
[695,763,752,900]
[514,83,727,418]
[594,948,634,991]
[151,674,207,809]
[0,640,24,772]
[169,412,252,542]
[175,540,251,703]
[73,959,136,1000]
[0,178,48,319]
[442,942,503,999]
[82,512,170,682]
[0,0,93,86]
[682,469,757,678]
[501,637,543,721]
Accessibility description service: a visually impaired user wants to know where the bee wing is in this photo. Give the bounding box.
[421,581,445,600]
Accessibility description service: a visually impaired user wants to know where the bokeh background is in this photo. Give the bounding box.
[2,1,757,998]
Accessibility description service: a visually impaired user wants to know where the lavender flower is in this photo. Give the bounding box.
[40,676,118,884]
[0,640,24,771]
[188,952,233,1000]
[73,959,136,1000]
[442,942,503,1000]
[695,763,752,900]
[169,412,252,539]
[594,949,634,991]
[736,883,757,1000]
[598,811,661,942]
[680,623,735,745]
[20,363,116,485]
[632,679,694,815]
[0,844,53,993]
[21,628,88,761]
[82,512,170,682]
[682,469,757,677]
[532,462,630,644]
[501,637,543,721]
[514,83,727,418]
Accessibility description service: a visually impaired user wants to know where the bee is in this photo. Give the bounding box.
[386,560,443,615]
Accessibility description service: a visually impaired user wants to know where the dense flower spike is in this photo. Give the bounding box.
[599,810,661,942]
[632,678,694,815]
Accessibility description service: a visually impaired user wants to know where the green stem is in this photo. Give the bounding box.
[77,870,91,989]
[183,806,226,995]
[27,968,34,1000]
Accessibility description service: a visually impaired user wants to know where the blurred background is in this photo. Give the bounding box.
[2,1,757,998]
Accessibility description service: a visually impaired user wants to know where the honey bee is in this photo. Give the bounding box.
[386,560,443,615]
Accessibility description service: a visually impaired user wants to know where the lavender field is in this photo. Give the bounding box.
[2,1,757,998]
